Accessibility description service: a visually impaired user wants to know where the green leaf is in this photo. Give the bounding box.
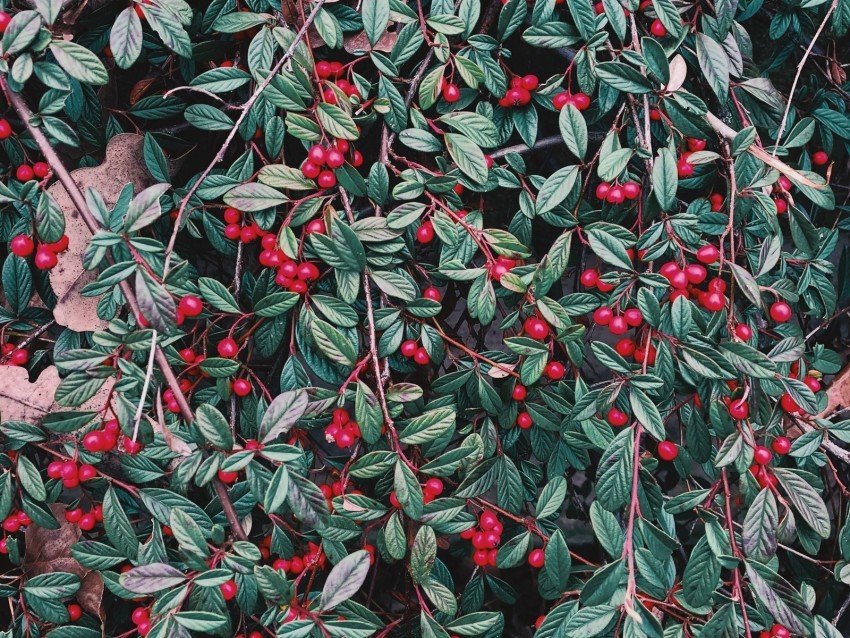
[596,62,653,94]
[320,550,371,610]
[2,11,42,56]
[223,182,287,211]
[742,488,778,561]
[774,468,830,538]
[362,0,390,45]
[445,133,488,184]
[258,389,309,443]
[559,104,587,160]
[744,560,814,636]
[410,525,437,584]
[310,316,358,367]
[195,404,234,451]
[120,563,186,594]
[652,148,677,210]
[536,165,579,214]
[103,487,140,560]
[399,408,456,445]
[629,388,665,441]
[198,277,241,313]
[110,7,143,69]
[124,183,169,233]
[49,41,109,85]
[317,103,359,140]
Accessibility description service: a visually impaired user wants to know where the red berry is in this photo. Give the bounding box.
[593,306,613,325]
[220,580,238,600]
[10,234,34,257]
[178,295,203,317]
[400,340,418,357]
[753,445,773,465]
[326,148,345,168]
[224,223,241,240]
[606,186,625,204]
[77,464,97,482]
[607,408,628,427]
[544,361,565,380]
[521,75,539,90]
[772,436,791,455]
[696,245,720,264]
[595,182,610,200]
[650,19,667,36]
[512,384,527,401]
[232,379,252,397]
[687,138,706,152]
[9,349,28,366]
[131,607,149,625]
[0,118,12,139]
[217,469,238,484]
[33,162,50,178]
[317,171,337,189]
[217,338,238,358]
[308,144,327,165]
[413,347,430,365]
[580,269,599,288]
[425,478,444,495]
[297,262,320,280]
[735,324,753,340]
[82,431,106,453]
[702,291,726,312]
[609,316,628,335]
[47,461,64,479]
[780,393,801,414]
[803,376,821,392]
[79,513,96,531]
[657,441,678,461]
[34,246,58,270]
[423,286,441,301]
[16,165,34,181]
[812,151,828,166]
[677,158,693,178]
[472,549,489,566]
[442,83,461,103]
[615,338,636,357]
[306,219,326,234]
[517,412,533,429]
[67,603,83,621]
[771,625,790,638]
[728,399,749,420]
[479,511,498,530]
[774,198,787,214]
[416,222,435,244]
[622,181,640,199]
[709,193,724,211]
[624,308,643,327]
[352,150,364,167]
[65,508,83,523]
[301,161,321,179]
[527,548,545,568]
[769,301,792,323]
[524,317,549,340]
[686,264,707,284]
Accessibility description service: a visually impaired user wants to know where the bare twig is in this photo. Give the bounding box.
[773,0,839,154]
[132,330,158,442]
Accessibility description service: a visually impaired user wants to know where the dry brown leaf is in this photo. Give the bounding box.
[23,504,104,619]
[47,134,154,332]
[818,364,850,418]
[0,365,114,425]
[344,29,398,54]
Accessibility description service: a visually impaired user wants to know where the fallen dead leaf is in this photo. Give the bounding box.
[23,504,104,620]
[818,364,850,419]
[344,29,398,54]
[47,134,154,332]
[0,365,114,425]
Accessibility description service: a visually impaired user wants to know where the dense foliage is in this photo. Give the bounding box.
[1,0,850,636]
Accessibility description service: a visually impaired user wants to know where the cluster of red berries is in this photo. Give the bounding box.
[780,375,820,414]
[1,342,29,366]
[324,408,362,448]
[15,162,50,182]
[768,176,793,214]
[272,541,327,574]
[274,258,320,294]
[421,477,444,504]
[675,138,707,177]
[489,255,519,281]
[759,624,791,638]
[591,305,643,336]
[163,384,190,414]
[579,268,616,292]
[400,339,431,365]
[594,180,640,204]
[460,510,504,567]
[130,606,153,636]
[2,510,32,534]
[552,91,591,111]
[497,75,538,108]
[10,232,69,270]
[318,478,362,511]
[64,504,103,531]
[300,143,349,188]
[48,459,98,487]
[222,207,272,244]
[316,61,362,103]
[81,419,126,454]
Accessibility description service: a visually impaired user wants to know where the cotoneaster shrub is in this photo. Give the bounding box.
[0,0,850,636]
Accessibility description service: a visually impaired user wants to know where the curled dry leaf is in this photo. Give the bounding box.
[818,364,850,418]
[47,134,154,332]
[23,504,104,619]
[0,365,114,425]
[344,29,398,54]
